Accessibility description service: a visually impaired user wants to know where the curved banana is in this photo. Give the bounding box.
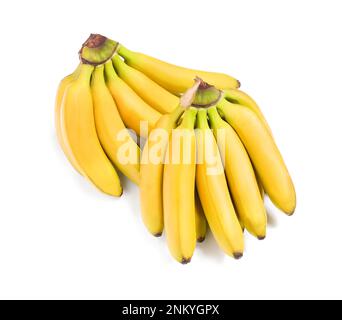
[255,171,265,198]
[224,88,272,136]
[55,64,82,174]
[207,106,266,239]
[195,108,244,258]
[163,108,197,263]
[112,55,179,114]
[104,60,161,137]
[118,45,240,95]
[60,63,122,196]
[91,65,140,184]
[195,190,207,242]
[217,99,296,214]
[139,106,184,236]
[139,80,201,236]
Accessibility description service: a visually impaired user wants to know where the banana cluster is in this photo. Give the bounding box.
[55,34,296,263]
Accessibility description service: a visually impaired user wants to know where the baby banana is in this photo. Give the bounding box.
[60,63,122,196]
[113,55,179,114]
[217,99,296,214]
[139,80,201,236]
[91,65,140,184]
[118,45,240,95]
[207,106,267,239]
[195,108,244,258]
[104,61,161,137]
[163,108,198,263]
[55,64,82,174]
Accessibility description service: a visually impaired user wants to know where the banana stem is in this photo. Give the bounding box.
[104,60,118,81]
[191,78,223,108]
[79,34,119,66]
[196,108,209,129]
[207,106,225,129]
[77,64,94,83]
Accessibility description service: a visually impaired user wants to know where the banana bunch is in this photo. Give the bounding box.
[55,34,296,263]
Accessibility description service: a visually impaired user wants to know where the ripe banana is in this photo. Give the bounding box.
[217,99,296,214]
[224,88,272,136]
[60,63,122,196]
[195,108,244,258]
[104,60,161,137]
[163,107,197,263]
[139,106,184,236]
[139,80,201,236]
[118,45,240,95]
[195,190,207,242]
[112,55,179,114]
[91,65,140,184]
[207,106,267,239]
[55,64,83,174]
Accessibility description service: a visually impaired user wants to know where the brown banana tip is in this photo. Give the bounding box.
[287,209,295,216]
[181,257,191,265]
[197,236,206,243]
[233,252,243,260]
[237,80,241,88]
[257,235,266,240]
[154,232,162,237]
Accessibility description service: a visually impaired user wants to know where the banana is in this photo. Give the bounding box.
[195,190,207,242]
[112,55,179,114]
[195,108,244,258]
[118,45,240,95]
[163,108,197,263]
[55,64,82,174]
[207,106,267,239]
[104,60,161,137]
[60,63,122,196]
[139,80,201,236]
[139,106,184,236]
[255,171,265,198]
[91,65,140,184]
[217,99,296,214]
[224,88,272,136]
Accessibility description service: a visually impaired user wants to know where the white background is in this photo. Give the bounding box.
[0,0,341,300]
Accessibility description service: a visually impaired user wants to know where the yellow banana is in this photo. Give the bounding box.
[217,99,296,214]
[60,63,122,196]
[91,65,140,184]
[163,108,197,263]
[255,171,265,198]
[207,106,267,239]
[139,106,184,236]
[195,108,244,258]
[195,190,207,243]
[224,88,272,136]
[55,64,82,174]
[118,45,240,95]
[112,55,179,114]
[104,60,161,137]
[139,80,201,236]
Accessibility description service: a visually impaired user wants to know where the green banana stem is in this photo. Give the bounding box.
[104,60,119,80]
[207,106,226,129]
[117,45,134,62]
[196,108,209,129]
[77,64,94,83]
[79,34,119,66]
[192,78,223,108]
[178,107,198,129]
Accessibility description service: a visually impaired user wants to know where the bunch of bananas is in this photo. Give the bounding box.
[55,34,296,263]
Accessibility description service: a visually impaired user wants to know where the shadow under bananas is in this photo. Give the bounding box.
[264,196,278,228]
[196,229,226,262]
